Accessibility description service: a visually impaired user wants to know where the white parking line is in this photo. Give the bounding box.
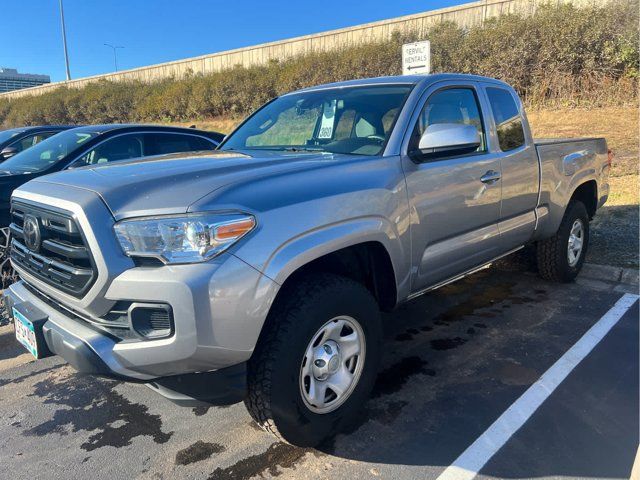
[437,293,639,480]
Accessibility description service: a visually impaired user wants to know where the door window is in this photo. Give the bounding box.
[9,132,57,153]
[410,87,486,156]
[486,87,525,151]
[76,134,145,166]
[145,133,215,155]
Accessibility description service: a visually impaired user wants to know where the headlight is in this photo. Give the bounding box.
[114,213,256,264]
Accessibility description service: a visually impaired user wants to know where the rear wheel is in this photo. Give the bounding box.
[244,273,382,447]
[537,201,590,282]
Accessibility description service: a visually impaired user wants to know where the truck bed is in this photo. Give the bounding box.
[533,136,609,238]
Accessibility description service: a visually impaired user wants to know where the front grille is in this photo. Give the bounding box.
[10,201,97,297]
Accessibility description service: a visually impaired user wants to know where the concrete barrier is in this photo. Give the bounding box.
[0,0,611,99]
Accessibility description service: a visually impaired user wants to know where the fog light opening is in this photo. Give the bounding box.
[129,304,174,339]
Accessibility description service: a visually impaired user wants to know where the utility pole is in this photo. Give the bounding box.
[59,0,71,80]
[104,44,125,72]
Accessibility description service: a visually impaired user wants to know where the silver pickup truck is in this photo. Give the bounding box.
[5,74,610,446]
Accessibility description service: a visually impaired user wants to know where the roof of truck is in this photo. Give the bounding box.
[293,73,511,94]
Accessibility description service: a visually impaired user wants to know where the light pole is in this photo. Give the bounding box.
[104,43,125,72]
[59,0,71,80]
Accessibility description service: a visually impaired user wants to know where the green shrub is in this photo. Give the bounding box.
[0,1,637,128]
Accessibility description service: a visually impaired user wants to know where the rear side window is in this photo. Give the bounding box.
[146,133,215,155]
[486,87,525,151]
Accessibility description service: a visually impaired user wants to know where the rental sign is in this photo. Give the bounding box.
[402,41,431,75]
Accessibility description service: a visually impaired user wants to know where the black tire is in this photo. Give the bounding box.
[537,201,590,282]
[0,227,16,289]
[244,273,382,447]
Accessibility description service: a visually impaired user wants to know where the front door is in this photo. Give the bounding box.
[401,83,503,292]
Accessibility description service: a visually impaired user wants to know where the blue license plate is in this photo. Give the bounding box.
[13,307,38,358]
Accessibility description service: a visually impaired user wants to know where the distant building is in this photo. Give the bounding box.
[0,68,50,93]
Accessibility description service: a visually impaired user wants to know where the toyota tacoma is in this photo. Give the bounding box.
[5,74,610,446]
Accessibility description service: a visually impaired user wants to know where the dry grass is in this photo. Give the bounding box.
[527,107,638,177]
[169,117,241,136]
[606,174,638,207]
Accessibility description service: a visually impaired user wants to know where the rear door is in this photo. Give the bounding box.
[401,81,503,291]
[482,85,539,249]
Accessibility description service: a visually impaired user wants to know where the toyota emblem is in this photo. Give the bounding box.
[23,215,42,252]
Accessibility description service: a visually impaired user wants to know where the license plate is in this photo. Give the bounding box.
[14,307,39,358]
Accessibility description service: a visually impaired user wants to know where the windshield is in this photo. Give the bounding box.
[0,128,24,145]
[0,130,97,173]
[221,84,412,156]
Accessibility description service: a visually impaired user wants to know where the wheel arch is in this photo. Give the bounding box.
[260,217,408,311]
[273,240,399,312]
[569,180,598,219]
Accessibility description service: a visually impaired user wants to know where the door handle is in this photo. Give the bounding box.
[480,170,501,184]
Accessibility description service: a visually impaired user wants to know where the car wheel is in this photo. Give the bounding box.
[244,273,382,447]
[0,227,16,289]
[537,200,590,282]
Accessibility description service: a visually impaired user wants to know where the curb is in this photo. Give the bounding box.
[581,263,639,286]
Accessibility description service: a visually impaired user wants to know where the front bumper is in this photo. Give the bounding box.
[4,280,250,405]
[9,250,278,377]
[5,281,147,379]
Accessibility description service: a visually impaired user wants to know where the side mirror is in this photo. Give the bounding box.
[0,146,18,160]
[414,123,481,161]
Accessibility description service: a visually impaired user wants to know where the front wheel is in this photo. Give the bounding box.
[0,227,16,289]
[244,273,382,447]
[537,200,590,282]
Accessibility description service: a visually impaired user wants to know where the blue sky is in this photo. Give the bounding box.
[1,0,466,82]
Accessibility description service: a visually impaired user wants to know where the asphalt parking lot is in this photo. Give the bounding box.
[0,264,637,480]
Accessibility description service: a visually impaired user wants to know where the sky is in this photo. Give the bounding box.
[1,0,467,82]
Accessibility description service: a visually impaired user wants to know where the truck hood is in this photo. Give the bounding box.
[28,150,353,220]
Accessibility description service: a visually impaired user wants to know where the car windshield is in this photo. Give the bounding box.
[220,84,413,156]
[0,128,24,144]
[0,130,97,173]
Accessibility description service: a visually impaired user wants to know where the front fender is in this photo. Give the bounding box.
[239,216,411,304]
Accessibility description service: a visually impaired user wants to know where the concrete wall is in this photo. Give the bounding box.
[1,0,606,99]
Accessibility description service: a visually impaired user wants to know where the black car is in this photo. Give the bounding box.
[0,125,75,162]
[0,124,224,227]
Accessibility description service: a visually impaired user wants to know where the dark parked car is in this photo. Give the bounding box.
[0,126,75,162]
[0,124,224,226]
[0,124,223,278]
